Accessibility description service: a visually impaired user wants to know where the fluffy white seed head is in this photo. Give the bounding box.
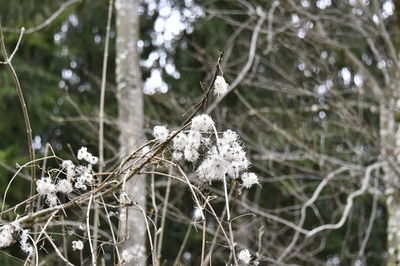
[220,129,239,145]
[36,177,63,206]
[218,130,249,177]
[214,75,229,97]
[153,125,169,141]
[77,147,98,164]
[62,160,76,179]
[20,230,33,255]
[187,130,202,149]
[227,161,243,179]
[172,150,183,161]
[197,147,229,181]
[193,207,204,221]
[72,240,84,251]
[46,194,58,207]
[77,147,87,160]
[172,132,188,151]
[36,177,56,196]
[184,146,199,162]
[191,114,215,132]
[74,165,94,190]
[193,128,251,182]
[241,172,259,188]
[56,179,74,194]
[238,249,252,264]
[183,130,202,162]
[0,225,15,248]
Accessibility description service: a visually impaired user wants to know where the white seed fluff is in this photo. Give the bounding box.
[36,177,56,196]
[183,130,202,162]
[197,129,250,182]
[193,207,204,221]
[184,147,199,162]
[20,230,33,255]
[46,194,58,207]
[74,164,94,190]
[172,150,183,161]
[77,147,98,164]
[238,249,252,264]
[197,147,229,181]
[56,179,74,194]
[153,125,169,141]
[172,132,188,151]
[241,172,259,188]
[72,240,84,251]
[62,160,76,179]
[191,114,215,132]
[214,75,229,97]
[36,177,60,207]
[0,225,15,248]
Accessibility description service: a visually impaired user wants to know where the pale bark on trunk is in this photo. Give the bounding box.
[115,0,146,265]
[380,94,400,266]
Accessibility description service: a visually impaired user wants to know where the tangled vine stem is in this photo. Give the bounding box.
[0,23,36,213]
[0,51,233,237]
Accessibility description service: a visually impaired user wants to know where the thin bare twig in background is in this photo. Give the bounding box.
[2,0,81,34]
[206,7,266,114]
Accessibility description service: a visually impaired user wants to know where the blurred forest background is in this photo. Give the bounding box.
[1,0,400,265]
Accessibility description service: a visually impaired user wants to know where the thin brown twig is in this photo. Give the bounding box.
[0,23,36,212]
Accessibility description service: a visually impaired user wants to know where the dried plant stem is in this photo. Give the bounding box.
[135,203,156,265]
[43,230,74,266]
[156,173,171,260]
[87,195,96,266]
[0,25,36,212]
[95,0,113,256]
[223,175,238,265]
[203,187,234,265]
[100,196,121,263]
[98,0,113,171]
[201,219,206,266]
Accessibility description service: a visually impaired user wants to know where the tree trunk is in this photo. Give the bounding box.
[115,0,146,265]
[380,95,400,266]
[387,193,400,266]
